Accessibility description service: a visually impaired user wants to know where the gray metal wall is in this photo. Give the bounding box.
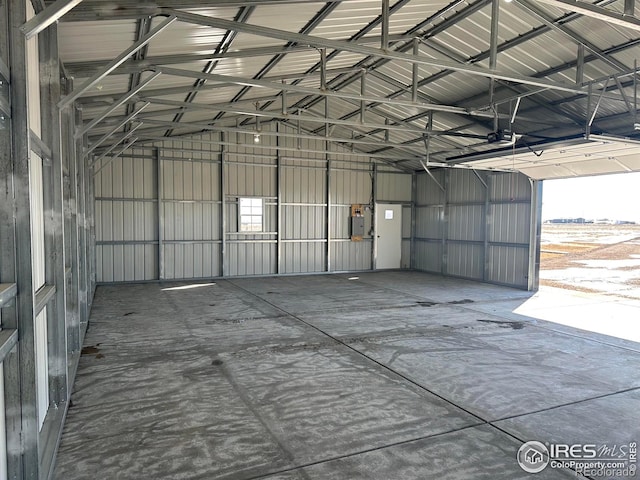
[0,2,96,477]
[93,124,413,282]
[414,168,538,289]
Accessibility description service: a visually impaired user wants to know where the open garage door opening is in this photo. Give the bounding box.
[538,172,640,342]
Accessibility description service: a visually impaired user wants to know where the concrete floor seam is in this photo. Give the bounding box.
[57,274,640,480]
[226,279,491,424]
[224,279,617,480]
[489,384,640,424]
[242,423,497,480]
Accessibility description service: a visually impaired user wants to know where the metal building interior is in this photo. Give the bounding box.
[1,0,640,478]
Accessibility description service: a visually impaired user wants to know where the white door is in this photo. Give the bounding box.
[376,203,402,269]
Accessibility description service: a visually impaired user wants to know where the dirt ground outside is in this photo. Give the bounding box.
[540,224,640,299]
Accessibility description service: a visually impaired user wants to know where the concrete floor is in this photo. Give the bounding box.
[54,272,640,479]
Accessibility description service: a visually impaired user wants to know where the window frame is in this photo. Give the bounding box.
[238,197,264,233]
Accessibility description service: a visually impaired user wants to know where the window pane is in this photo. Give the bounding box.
[239,198,263,232]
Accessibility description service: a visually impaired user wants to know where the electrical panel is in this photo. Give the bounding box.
[350,204,365,241]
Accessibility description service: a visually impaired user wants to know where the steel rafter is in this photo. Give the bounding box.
[165,5,255,137]
[168,9,586,93]
[300,0,623,147]
[210,1,344,128]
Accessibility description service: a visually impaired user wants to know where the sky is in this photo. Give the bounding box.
[542,172,640,223]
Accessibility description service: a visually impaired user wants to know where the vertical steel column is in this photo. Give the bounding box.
[381,0,389,51]
[276,123,282,274]
[0,10,22,478]
[576,44,585,86]
[634,59,638,128]
[483,173,491,282]
[489,0,500,132]
[326,147,331,272]
[371,163,377,270]
[441,169,449,276]
[412,38,419,103]
[527,178,543,291]
[87,128,96,301]
[76,107,88,329]
[156,147,164,279]
[8,0,39,476]
[39,20,68,412]
[63,77,80,362]
[586,83,593,138]
[296,109,301,150]
[360,69,366,123]
[625,0,635,16]
[489,0,500,70]
[220,133,226,277]
[320,48,327,91]
[410,172,417,269]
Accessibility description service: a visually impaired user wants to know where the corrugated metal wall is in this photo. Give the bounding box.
[93,124,414,282]
[95,148,158,282]
[487,172,533,287]
[414,169,536,289]
[163,136,223,278]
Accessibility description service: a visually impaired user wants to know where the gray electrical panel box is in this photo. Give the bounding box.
[351,216,365,238]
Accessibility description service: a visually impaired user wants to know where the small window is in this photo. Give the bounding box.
[239,197,263,232]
